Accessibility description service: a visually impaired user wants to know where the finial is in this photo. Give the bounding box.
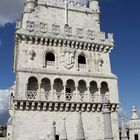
[60,118,67,140]
[76,112,85,140]
[121,116,128,140]
[131,106,139,120]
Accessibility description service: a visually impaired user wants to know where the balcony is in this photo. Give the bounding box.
[25,90,109,103]
[78,64,86,69]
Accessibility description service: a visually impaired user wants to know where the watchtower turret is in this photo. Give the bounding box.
[24,0,37,13]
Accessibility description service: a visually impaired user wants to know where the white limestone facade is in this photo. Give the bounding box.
[7,0,120,139]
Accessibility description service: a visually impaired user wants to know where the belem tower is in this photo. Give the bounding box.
[6,0,121,139]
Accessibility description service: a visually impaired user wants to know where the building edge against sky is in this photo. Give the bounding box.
[0,0,139,140]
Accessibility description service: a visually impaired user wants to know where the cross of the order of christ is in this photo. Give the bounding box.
[65,0,68,25]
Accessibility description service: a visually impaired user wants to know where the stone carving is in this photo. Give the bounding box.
[40,22,47,33]
[62,48,76,69]
[87,30,95,40]
[108,33,114,42]
[76,28,84,38]
[64,25,72,36]
[52,24,60,35]
[26,21,34,32]
[16,20,22,30]
[98,32,105,41]
[29,49,36,60]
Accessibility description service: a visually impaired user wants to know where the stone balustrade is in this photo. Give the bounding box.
[25,90,109,103]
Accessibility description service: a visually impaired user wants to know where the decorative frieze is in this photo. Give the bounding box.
[40,22,48,33]
[14,100,119,112]
[76,28,84,38]
[26,21,34,32]
[52,24,60,35]
[24,21,114,46]
[15,34,114,53]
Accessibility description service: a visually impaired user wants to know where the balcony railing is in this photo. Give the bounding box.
[25,90,109,103]
[78,64,86,69]
[45,61,55,66]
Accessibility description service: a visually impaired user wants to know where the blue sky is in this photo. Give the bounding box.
[0,0,140,122]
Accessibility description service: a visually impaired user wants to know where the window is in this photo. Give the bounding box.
[135,134,139,140]
[45,52,55,66]
[78,55,86,64]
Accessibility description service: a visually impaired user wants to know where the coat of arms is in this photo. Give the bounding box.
[62,48,76,69]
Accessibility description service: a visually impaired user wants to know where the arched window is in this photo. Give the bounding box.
[65,79,75,101]
[78,55,86,64]
[78,54,86,69]
[26,77,38,99]
[45,52,55,66]
[100,82,109,95]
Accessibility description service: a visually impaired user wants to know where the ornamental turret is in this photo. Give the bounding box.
[121,117,128,140]
[24,0,37,13]
[89,0,100,13]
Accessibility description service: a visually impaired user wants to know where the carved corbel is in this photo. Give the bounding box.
[14,101,18,110]
[91,44,95,51]
[54,103,59,111]
[20,101,24,110]
[81,104,86,112]
[60,103,64,111]
[37,102,41,111]
[31,102,35,110]
[43,102,47,111]
[76,104,80,112]
[45,38,48,45]
[87,104,91,112]
[92,104,96,112]
[26,101,30,110]
[35,37,38,44]
[65,103,70,111]
[49,103,53,111]
[71,103,75,111]
[97,104,102,112]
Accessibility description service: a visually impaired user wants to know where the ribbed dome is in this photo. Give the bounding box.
[129,106,140,129]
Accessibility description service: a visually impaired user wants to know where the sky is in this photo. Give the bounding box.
[0,0,140,124]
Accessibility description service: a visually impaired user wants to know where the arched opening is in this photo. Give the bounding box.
[54,78,64,100]
[134,134,139,140]
[45,52,55,66]
[65,79,75,101]
[26,77,38,99]
[78,54,86,69]
[78,55,86,64]
[78,80,87,101]
[89,81,98,101]
[41,78,51,100]
[100,82,109,95]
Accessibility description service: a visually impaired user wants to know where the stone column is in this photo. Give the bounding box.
[49,121,56,140]
[38,82,41,100]
[102,98,113,140]
[63,84,66,101]
[75,84,78,101]
[51,84,54,100]
[87,86,90,102]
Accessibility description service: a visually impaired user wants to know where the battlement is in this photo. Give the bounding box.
[38,0,88,9]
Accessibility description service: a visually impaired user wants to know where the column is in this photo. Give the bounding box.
[75,83,79,102]
[102,98,113,140]
[87,86,90,102]
[51,84,54,100]
[63,84,66,101]
[38,82,41,100]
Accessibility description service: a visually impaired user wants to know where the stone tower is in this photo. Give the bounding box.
[7,0,120,139]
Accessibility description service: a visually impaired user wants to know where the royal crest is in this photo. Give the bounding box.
[62,48,76,69]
